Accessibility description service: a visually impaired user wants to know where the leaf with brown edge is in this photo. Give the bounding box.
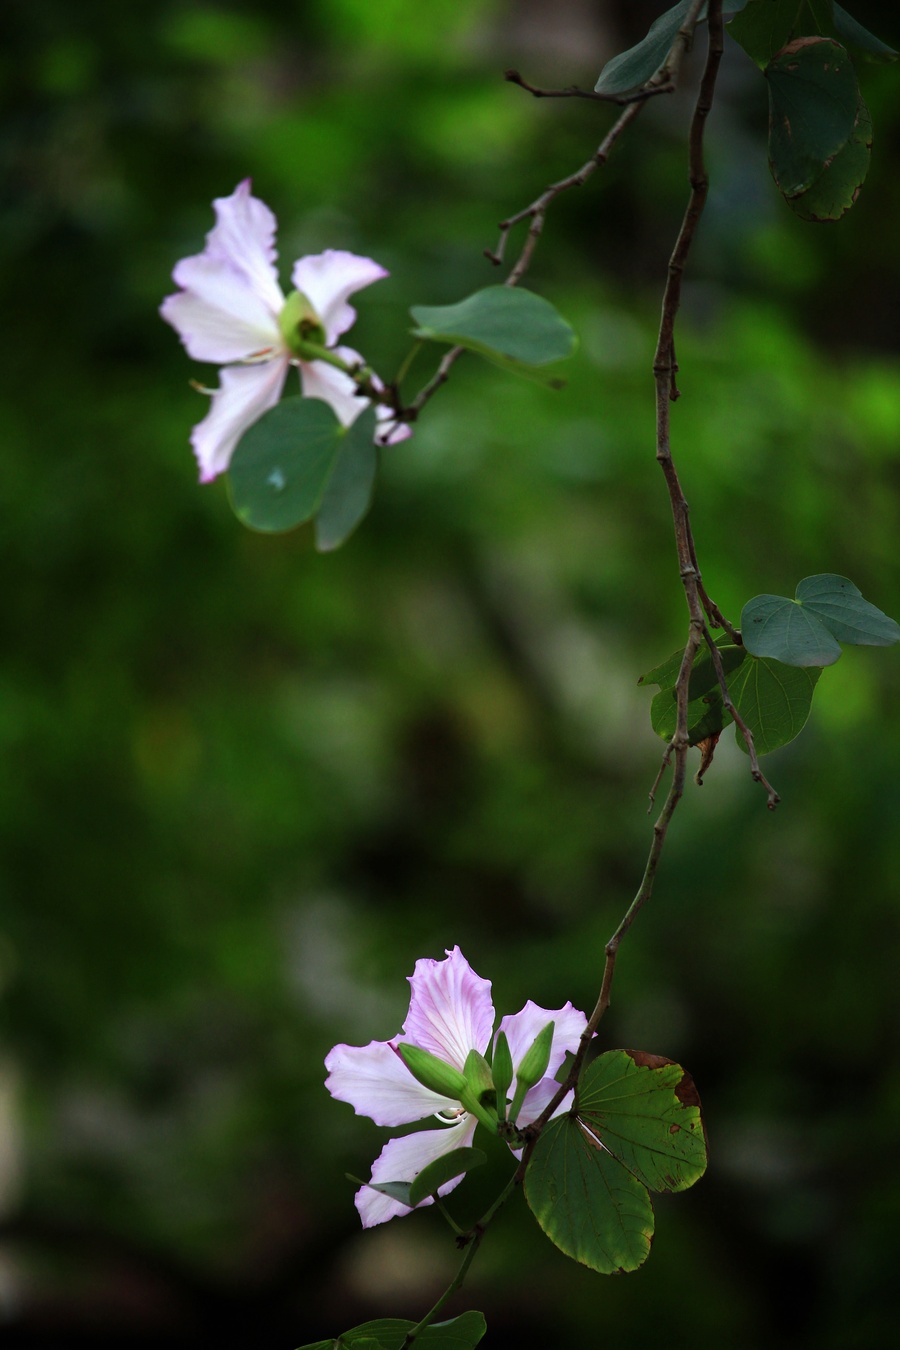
[576,1049,707,1194]
[766,37,860,200]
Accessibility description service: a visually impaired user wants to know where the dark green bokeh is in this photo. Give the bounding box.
[1,1,899,1346]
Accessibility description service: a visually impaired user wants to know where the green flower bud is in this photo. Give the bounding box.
[491,1032,513,1122]
[396,1043,467,1100]
[509,1020,555,1124]
[516,1020,555,1089]
[463,1048,494,1099]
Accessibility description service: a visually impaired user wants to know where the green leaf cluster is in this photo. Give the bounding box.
[595,1,896,221]
[640,633,821,757]
[524,1050,707,1274]
[227,286,576,549]
[642,575,898,756]
[727,1,895,219]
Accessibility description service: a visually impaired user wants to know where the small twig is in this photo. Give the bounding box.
[697,577,741,640]
[503,68,676,106]
[407,344,466,414]
[485,99,645,281]
[516,740,690,1175]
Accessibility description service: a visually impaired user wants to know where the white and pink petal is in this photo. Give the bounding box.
[189,358,289,482]
[402,946,495,1073]
[325,1038,457,1128]
[161,255,283,364]
[497,1000,588,1084]
[203,180,285,315]
[298,350,371,428]
[291,250,388,346]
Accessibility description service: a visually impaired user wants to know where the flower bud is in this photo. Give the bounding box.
[509,1020,555,1123]
[459,1049,499,1133]
[491,1032,514,1122]
[395,1043,467,1101]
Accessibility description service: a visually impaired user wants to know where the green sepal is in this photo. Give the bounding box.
[463,1048,494,1099]
[278,288,325,354]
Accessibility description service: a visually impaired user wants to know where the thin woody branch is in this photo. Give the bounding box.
[517,3,740,1174]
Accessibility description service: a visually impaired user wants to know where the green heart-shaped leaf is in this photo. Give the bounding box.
[596,2,751,94]
[228,399,378,547]
[524,1115,655,1274]
[740,593,842,665]
[742,574,900,662]
[728,655,821,754]
[832,4,898,62]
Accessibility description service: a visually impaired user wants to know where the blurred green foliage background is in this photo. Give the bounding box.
[1,1,899,1345]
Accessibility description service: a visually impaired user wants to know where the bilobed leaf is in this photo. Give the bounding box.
[296,1312,486,1350]
[228,397,344,532]
[229,400,379,546]
[742,574,900,660]
[729,655,821,754]
[524,1115,655,1274]
[766,37,860,199]
[410,287,576,383]
[577,1050,707,1194]
[408,1147,487,1207]
[741,593,842,665]
[796,574,900,645]
[315,408,378,551]
[832,4,898,62]
[788,94,871,221]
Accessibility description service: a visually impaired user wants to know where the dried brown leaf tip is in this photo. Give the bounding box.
[694,733,720,785]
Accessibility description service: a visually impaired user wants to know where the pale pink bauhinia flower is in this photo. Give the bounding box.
[160,180,408,483]
[325,945,588,1228]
